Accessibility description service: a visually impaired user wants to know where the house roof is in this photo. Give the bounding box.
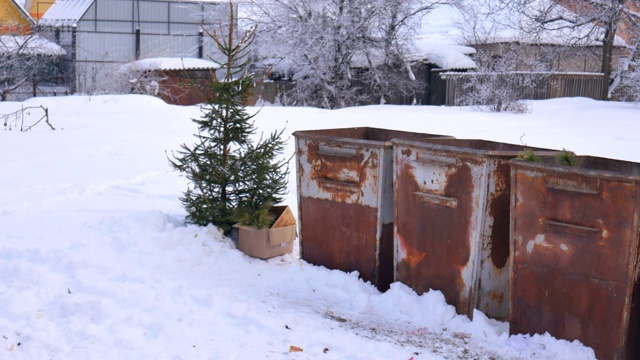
[411,5,477,70]
[38,0,229,27]
[119,57,219,72]
[0,34,66,55]
[411,1,629,70]
[37,0,94,27]
[3,0,36,28]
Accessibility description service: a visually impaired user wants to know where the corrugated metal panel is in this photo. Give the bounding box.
[99,0,133,21]
[96,20,133,33]
[38,0,94,27]
[139,1,169,23]
[76,32,134,61]
[39,0,224,28]
[169,2,201,23]
[140,22,170,35]
[169,23,198,35]
[141,34,198,58]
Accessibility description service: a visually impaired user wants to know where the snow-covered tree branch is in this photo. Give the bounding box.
[244,0,451,108]
[0,26,66,101]
[485,0,640,99]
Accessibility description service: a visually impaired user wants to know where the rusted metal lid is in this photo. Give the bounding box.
[391,138,559,158]
[293,127,453,148]
[510,155,640,182]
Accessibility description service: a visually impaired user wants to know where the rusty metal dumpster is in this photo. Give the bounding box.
[294,127,452,291]
[392,138,558,320]
[510,156,640,360]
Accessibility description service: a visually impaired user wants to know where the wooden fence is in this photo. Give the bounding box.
[440,72,606,106]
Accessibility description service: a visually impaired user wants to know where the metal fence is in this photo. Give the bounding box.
[440,72,606,106]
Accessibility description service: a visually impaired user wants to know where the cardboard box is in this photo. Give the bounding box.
[234,206,297,259]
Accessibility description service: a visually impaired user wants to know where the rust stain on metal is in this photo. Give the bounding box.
[510,159,640,360]
[392,139,558,321]
[300,197,379,285]
[489,290,505,304]
[295,128,453,292]
[394,153,474,316]
[304,140,380,203]
[401,148,413,157]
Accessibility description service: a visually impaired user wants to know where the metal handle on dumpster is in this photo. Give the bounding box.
[543,219,601,236]
[545,181,600,195]
[414,192,457,208]
[318,145,358,158]
[315,144,361,192]
[316,178,360,193]
[414,154,457,168]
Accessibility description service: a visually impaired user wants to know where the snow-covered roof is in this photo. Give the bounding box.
[0,35,66,56]
[410,1,629,70]
[37,0,94,27]
[119,57,219,72]
[412,43,477,70]
[410,5,477,70]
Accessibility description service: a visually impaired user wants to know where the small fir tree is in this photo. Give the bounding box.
[170,1,288,234]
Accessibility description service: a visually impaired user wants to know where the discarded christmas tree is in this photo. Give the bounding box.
[170,1,288,234]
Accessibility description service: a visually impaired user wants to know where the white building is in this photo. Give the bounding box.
[37,0,230,94]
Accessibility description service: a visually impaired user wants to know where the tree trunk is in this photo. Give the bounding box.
[601,0,628,100]
[601,22,616,100]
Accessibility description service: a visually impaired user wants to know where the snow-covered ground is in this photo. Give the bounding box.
[2,95,637,359]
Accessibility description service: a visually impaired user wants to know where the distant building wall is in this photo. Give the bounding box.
[0,0,32,34]
[38,0,231,95]
[472,43,626,73]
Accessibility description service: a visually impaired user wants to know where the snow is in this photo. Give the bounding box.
[412,6,477,69]
[0,35,65,56]
[119,57,219,72]
[3,94,639,359]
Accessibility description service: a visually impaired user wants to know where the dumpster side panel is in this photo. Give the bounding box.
[300,197,379,284]
[296,136,387,289]
[510,165,639,360]
[394,146,485,317]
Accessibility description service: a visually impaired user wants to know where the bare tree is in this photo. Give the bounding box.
[245,0,451,108]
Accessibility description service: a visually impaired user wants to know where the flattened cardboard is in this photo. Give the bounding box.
[271,205,296,228]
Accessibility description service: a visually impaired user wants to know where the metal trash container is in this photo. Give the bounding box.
[294,127,453,291]
[392,138,558,320]
[510,156,640,360]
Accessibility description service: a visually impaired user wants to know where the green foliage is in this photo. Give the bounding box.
[517,149,541,162]
[169,1,288,233]
[556,148,577,167]
[232,202,276,231]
